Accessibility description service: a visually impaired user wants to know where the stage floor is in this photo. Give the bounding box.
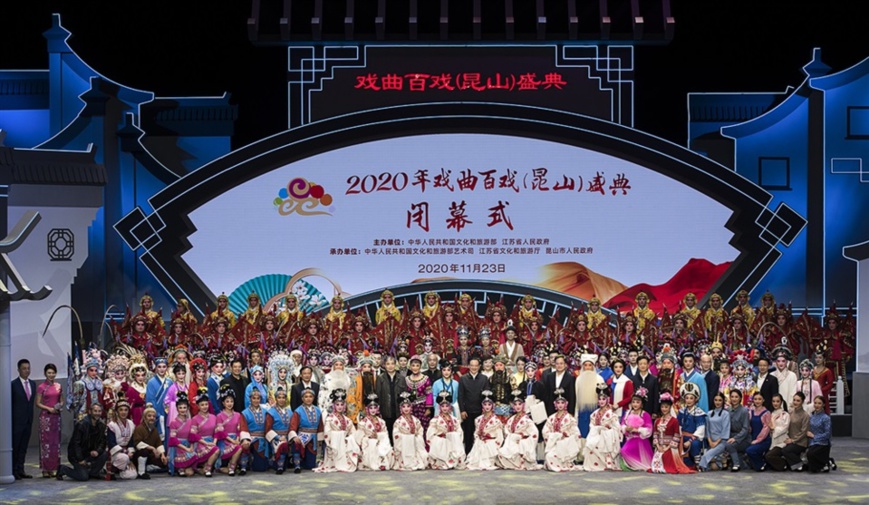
[4,438,869,504]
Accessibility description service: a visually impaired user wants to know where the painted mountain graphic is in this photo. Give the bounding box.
[536,262,629,303]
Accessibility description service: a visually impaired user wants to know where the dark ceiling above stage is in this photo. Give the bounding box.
[2,2,868,149]
[247,0,674,44]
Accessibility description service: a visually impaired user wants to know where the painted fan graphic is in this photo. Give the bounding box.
[229,274,331,315]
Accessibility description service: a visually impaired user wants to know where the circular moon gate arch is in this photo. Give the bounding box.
[115,102,804,315]
[314,280,617,327]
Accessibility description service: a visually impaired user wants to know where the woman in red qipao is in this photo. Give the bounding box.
[649,392,695,474]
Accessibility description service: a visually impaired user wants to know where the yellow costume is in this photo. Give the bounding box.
[729,289,756,328]
[632,292,656,332]
[585,297,608,330]
[240,292,265,327]
[678,293,701,328]
[209,293,237,328]
[703,293,727,334]
[375,289,402,325]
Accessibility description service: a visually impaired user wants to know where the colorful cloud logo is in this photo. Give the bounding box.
[274,177,334,216]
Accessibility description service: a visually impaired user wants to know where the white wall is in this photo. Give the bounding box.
[7,185,101,380]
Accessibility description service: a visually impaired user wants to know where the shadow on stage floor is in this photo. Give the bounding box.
[4,438,869,504]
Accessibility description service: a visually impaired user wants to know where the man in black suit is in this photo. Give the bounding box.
[542,355,576,416]
[755,356,779,411]
[459,356,490,454]
[291,366,320,411]
[632,355,659,418]
[222,359,250,413]
[624,349,640,381]
[699,353,720,403]
[539,350,560,382]
[11,358,36,479]
[374,356,407,441]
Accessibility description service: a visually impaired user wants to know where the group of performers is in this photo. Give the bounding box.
[113,290,854,385]
[54,288,844,479]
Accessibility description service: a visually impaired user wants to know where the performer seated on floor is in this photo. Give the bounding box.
[315,388,360,473]
[131,406,168,479]
[497,389,540,471]
[426,390,466,470]
[356,393,394,471]
[542,388,581,472]
[465,390,503,471]
[392,392,428,471]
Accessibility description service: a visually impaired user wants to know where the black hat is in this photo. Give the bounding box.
[509,389,526,403]
[175,391,189,406]
[596,382,611,399]
[115,391,131,411]
[195,386,210,405]
[436,390,453,405]
[481,390,495,404]
[772,343,793,361]
[398,391,416,406]
[209,353,225,368]
[364,393,380,407]
[218,383,236,404]
[553,388,567,402]
[330,388,348,403]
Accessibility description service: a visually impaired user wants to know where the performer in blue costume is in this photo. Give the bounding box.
[244,366,268,409]
[145,357,172,439]
[265,389,294,473]
[241,388,271,473]
[207,354,227,414]
[290,388,324,473]
[679,351,709,412]
[677,382,707,468]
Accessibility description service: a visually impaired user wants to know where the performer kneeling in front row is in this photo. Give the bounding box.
[498,389,541,470]
[393,392,428,471]
[240,388,270,473]
[466,390,503,470]
[316,388,360,473]
[542,388,582,472]
[426,391,466,470]
[190,387,221,477]
[288,387,323,473]
[265,388,293,473]
[356,393,394,470]
[131,405,168,479]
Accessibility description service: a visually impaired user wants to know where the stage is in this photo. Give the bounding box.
[4,438,868,504]
[2,2,869,491]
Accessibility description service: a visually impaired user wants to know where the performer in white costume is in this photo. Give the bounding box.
[497,389,541,470]
[392,392,428,471]
[355,394,394,471]
[426,391,466,470]
[315,389,360,473]
[465,390,504,470]
[542,388,582,472]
